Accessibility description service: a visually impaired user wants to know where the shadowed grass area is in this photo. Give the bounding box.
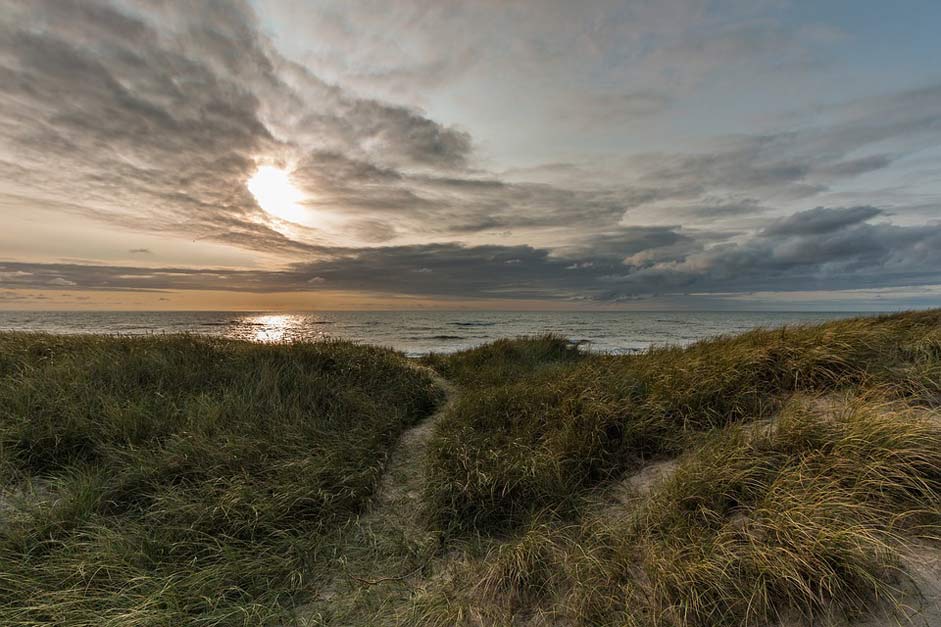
[0,333,442,626]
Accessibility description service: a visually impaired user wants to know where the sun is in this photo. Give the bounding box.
[246,165,307,223]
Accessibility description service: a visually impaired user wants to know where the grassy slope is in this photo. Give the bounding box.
[2,312,940,626]
[0,334,441,626]
[423,312,941,531]
[413,311,941,626]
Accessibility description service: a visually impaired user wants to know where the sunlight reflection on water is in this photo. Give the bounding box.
[246,314,295,342]
[232,313,333,343]
[0,311,868,356]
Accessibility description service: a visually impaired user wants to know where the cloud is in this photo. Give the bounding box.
[762,206,882,237]
[261,0,838,126]
[0,271,32,282]
[816,155,892,178]
[288,150,647,237]
[3,208,939,303]
[3,0,938,252]
[559,226,699,262]
[1,1,940,308]
[3,0,704,253]
[0,0,473,254]
[567,91,672,127]
[602,207,941,297]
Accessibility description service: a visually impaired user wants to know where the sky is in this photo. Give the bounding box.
[1,0,940,311]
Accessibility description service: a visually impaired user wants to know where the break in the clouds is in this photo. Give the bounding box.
[1,0,941,309]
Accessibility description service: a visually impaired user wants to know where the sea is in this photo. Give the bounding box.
[0,310,876,357]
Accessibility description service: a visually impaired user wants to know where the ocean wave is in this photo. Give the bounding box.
[0,312,857,355]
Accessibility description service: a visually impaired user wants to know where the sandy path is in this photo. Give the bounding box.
[288,387,941,627]
[288,367,456,625]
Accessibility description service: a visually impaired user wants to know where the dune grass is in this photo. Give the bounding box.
[0,333,442,626]
[422,311,941,533]
[409,396,941,626]
[571,397,941,626]
[410,311,941,626]
[3,312,941,626]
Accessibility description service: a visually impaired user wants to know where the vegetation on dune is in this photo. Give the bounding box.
[422,311,941,533]
[420,334,582,389]
[410,311,941,626]
[574,397,941,626]
[3,311,941,626]
[0,333,442,626]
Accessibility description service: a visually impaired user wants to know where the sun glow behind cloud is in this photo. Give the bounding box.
[246,165,307,223]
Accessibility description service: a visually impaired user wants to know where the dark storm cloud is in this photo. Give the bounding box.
[559,226,699,261]
[291,244,598,298]
[4,208,941,301]
[0,230,673,298]
[762,206,882,237]
[601,207,941,297]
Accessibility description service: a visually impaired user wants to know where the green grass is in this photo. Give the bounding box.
[407,310,941,626]
[417,396,941,626]
[422,311,941,532]
[576,398,941,625]
[0,333,442,626]
[419,334,582,389]
[4,311,941,626]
